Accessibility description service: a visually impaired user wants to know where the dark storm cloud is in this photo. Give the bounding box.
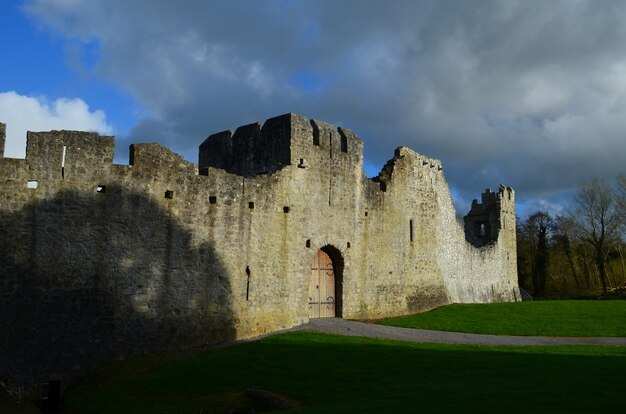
[25,0,626,215]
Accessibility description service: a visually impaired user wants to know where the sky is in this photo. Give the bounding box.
[1,0,625,218]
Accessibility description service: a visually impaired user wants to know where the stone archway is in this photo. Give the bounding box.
[308,245,343,318]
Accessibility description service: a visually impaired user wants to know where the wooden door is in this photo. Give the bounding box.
[308,249,335,318]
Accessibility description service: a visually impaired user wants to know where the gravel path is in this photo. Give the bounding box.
[295,318,626,346]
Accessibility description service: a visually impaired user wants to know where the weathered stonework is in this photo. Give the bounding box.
[0,122,5,158]
[0,113,518,392]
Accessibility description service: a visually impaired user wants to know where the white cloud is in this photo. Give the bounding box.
[0,91,112,158]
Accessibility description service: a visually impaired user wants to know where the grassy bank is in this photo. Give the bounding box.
[380,300,626,336]
[63,331,626,413]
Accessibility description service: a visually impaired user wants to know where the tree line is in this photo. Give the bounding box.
[517,176,626,299]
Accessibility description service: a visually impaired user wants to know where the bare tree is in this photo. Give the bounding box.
[554,215,581,289]
[569,178,622,294]
[617,174,626,232]
[518,211,553,297]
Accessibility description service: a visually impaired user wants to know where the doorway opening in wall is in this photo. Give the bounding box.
[308,245,343,318]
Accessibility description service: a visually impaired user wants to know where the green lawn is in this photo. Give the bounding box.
[63,331,626,413]
[379,300,626,336]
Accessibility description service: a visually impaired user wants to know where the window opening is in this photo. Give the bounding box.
[409,219,414,242]
[480,223,486,237]
[312,121,320,146]
[209,196,217,204]
[61,145,67,178]
[340,134,348,153]
[164,190,174,199]
[96,185,107,193]
[329,132,333,157]
[246,266,251,301]
[283,206,290,213]
[306,239,311,248]
[248,201,255,209]
[27,180,38,189]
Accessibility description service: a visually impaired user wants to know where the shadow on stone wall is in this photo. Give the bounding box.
[0,188,235,393]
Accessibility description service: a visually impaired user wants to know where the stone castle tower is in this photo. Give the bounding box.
[0,114,518,391]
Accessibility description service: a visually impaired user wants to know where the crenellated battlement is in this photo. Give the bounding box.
[199,113,292,176]
[199,113,364,177]
[1,113,368,186]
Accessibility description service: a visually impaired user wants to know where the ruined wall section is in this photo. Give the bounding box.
[376,144,519,304]
[365,148,452,315]
[464,190,501,247]
[439,184,519,303]
[369,147,520,313]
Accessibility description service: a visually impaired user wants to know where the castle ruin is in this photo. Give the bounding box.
[0,113,518,391]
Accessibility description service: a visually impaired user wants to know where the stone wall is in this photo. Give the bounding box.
[0,122,5,158]
[0,113,519,392]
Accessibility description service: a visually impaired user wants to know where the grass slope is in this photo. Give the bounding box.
[380,300,626,336]
[64,331,626,413]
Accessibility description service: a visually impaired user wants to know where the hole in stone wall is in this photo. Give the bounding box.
[380,182,387,192]
[340,134,348,153]
[311,120,320,146]
[246,266,251,301]
[164,190,174,199]
[27,180,38,189]
[283,206,290,213]
[347,242,351,248]
[298,158,306,168]
[329,132,333,157]
[409,219,414,242]
[306,239,311,248]
[249,201,255,209]
[365,211,368,217]
[61,145,67,179]
[96,185,107,193]
[209,196,217,204]
[480,223,486,237]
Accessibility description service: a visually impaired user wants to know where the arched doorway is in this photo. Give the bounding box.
[308,246,343,318]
